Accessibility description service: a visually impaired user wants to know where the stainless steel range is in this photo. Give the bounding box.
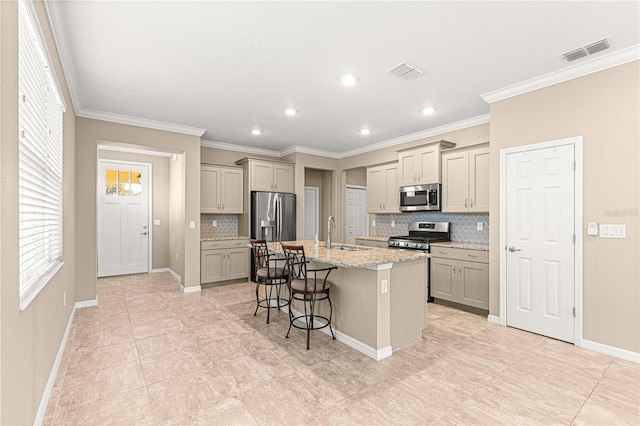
[388,221,451,302]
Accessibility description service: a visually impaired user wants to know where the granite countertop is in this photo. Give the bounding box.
[201,236,250,242]
[353,235,389,242]
[430,241,489,251]
[266,240,427,269]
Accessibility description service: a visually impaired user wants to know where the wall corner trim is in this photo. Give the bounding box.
[33,303,78,425]
[481,44,640,104]
[580,339,640,364]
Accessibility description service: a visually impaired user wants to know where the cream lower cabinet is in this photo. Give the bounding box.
[366,163,399,213]
[430,247,489,310]
[441,145,490,213]
[201,164,244,213]
[201,239,249,284]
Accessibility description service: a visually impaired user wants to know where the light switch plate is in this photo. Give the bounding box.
[153,219,161,226]
[391,221,396,227]
[477,222,483,231]
[189,220,196,229]
[372,220,376,227]
[211,220,217,227]
[587,222,598,235]
[599,224,626,239]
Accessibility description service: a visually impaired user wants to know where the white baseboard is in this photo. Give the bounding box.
[283,306,392,361]
[34,304,77,426]
[75,298,98,309]
[580,339,640,364]
[180,284,201,293]
[167,268,181,282]
[487,315,502,325]
[151,268,168,273]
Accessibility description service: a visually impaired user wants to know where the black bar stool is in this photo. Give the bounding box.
[281,243,337,350]
[250,239,289,324]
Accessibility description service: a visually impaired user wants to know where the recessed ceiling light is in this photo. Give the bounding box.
[285,108,297,116]
[422,107,435,115]
[360,128,371,135]
[342,74,357,86]
[251,129,262,135]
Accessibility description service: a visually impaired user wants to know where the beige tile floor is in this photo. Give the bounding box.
[44,272,639,425]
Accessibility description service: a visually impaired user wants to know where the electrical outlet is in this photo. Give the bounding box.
[63,292,66,306]
[211,220,217,227]
[477,222,483,231]
[391,221,396,227]
[372,220,376,227]
[189,220,196,229]
[381,279,388,294]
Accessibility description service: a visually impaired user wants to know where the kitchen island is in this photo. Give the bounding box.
[267,240,428,360]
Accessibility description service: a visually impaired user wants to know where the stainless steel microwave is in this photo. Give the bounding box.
[400,184,441,211]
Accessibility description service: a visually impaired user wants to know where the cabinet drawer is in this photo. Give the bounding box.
[430,247,488,263]
[201,239,249,251]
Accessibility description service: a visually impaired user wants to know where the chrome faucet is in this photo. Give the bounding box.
[327,216,336,249]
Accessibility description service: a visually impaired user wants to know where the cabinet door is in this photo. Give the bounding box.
[416,145,438,184]
[383,164,400,212]
[457,260,489,310]
[201,166,220,213]
[469,147,490,213]
[442,151,469,212]
[273,163,294,193]
[201,249,225,283]
[227,248,249,280]
[221,168,243,213]
[430,257,458,302]
[398,152,417,186]
[366,167,383,213]
[250,161,274,192]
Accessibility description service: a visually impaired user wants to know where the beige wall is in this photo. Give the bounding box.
[346,167,367,186]
[489,61,640,352]
[0,1,77,423]
[76,118,201,295]
[169,153,186,278]
[97,150,171,269]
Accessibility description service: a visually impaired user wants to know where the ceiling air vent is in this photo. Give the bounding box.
[387,62,424,81]
[561,37,612,62]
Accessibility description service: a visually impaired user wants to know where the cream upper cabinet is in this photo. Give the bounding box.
[243,159,294,193]
[397,141,455,186]
[366,163,399,213]
[442,145,489,213]
[201,164,244,213]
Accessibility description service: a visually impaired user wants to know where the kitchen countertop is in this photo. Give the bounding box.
[267,240,427,269]
[430,241,489,251]
[201,236,249,242]
[353,235,389,242]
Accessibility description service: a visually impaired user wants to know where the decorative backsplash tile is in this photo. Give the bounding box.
[201,214,238,239]
[374,212,489,244]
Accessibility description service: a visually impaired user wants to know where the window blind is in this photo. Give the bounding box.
[18,0,64,305]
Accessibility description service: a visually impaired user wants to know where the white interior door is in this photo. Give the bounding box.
[505,144,575,342]
[98,161,150,277]
[346,186,367,244]
[304,187,319,240]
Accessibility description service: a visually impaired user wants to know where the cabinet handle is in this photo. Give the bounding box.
[217,203,220,210]
[468,254,479,258]
[438,251,448,255]
[459,267,463,274]
[464,199,467,208]
[222,203,224,210]
[470,199,473,208]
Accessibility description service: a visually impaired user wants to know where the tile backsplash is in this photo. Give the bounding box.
[373,212,489,244]
[201,214,238,239]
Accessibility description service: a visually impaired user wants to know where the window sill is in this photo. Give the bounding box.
[19,261,65,312]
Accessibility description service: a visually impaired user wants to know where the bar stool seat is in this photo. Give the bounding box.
[250,239,289,324]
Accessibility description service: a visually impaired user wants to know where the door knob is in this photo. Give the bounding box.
[140,232,148,236]
[508,246,521,252]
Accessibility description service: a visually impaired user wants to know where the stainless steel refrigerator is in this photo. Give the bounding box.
[251,191,296,242]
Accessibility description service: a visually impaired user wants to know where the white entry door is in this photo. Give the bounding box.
[505,143,575,342]
[304,187,319,240]
[346,186,367,244]
[98,161,150,277]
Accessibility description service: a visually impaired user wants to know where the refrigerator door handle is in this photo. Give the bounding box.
[277,197,283,241]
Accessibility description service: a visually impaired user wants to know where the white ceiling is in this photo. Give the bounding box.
[47,1,639,154]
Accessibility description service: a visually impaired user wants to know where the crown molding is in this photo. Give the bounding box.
[79,108,206,137]
[200,139,282,157]
[280,145,341,159]
[482,44,640,104]
[337,114,491,159]
[43,0,78,114]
